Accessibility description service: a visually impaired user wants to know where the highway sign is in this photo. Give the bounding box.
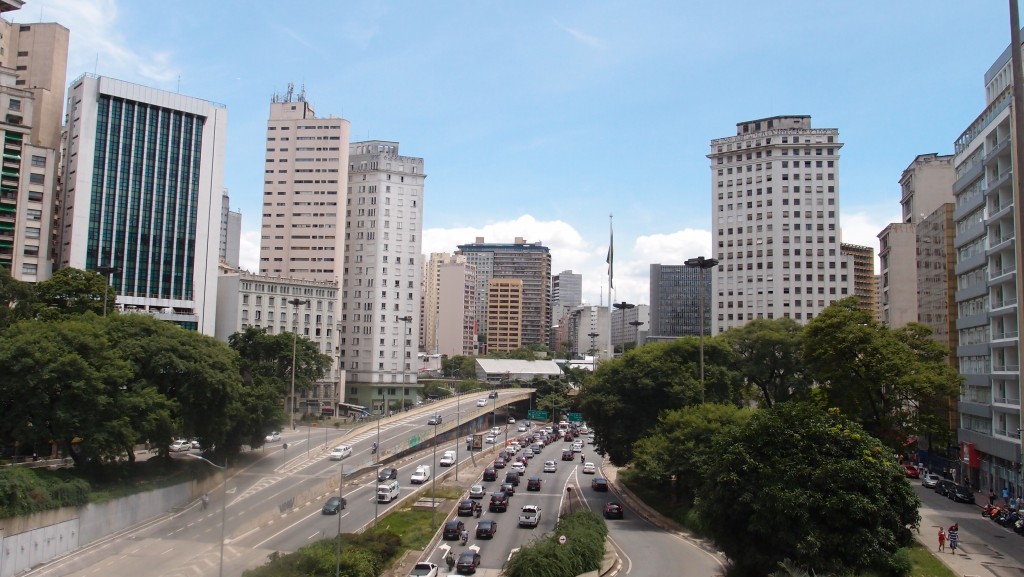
[567,412,583,422]
[527,409,549,420]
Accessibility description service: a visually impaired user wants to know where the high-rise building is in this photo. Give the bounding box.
[258,86,350,282]
[437,257,476,357]
[709,115,852,333]
[878,223,918,328]
[916,203,957,363]
[456,237,551,350]
[649,264,706,338]
[951,37,1020,494]
[840,243,876,314]
[566,305,611,361]
[487,278,523,352]
[900,153,955,224]
[58,75,226,333]
[551,269,582,318]
[421,252,456,353]
[220,189,241,268]
[610,303,649,350]
[340,140,424,409]
[0,17,68,150]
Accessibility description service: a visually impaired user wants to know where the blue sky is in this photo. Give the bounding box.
[22,1,1014,305]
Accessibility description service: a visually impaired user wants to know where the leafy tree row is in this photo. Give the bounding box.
[502,510,608,577]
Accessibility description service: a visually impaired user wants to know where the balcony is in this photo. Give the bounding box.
[992,364,1020,373]
[993,396,1021,407]
[991,296,1018,311]
[989,265,1017,282]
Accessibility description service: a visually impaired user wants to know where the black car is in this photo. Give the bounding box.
[500,482,516,496]
[483,467,497,482]
[456,550,482,574]
[951,484,975,504]
[476,518,497,539]
[321,496,346,514]
[493,458,506,469]
[592,477,609,492]
[561,449,574,461]
[443,519,466,540]
[377,467,397,482]
[935,479,956,497]
[489,491,509,512]
[603,502,624,519]
[427,414,443,425]
[457,499,475,516]
[505,471,520,486]
[526,476,542,491]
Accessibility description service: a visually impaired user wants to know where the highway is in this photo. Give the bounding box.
[23,389,725,577]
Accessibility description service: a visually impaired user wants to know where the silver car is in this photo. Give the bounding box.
[921,473,941,488]
[543,459,557,473]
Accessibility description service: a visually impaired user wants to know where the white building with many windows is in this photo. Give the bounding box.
[709,115,853,333]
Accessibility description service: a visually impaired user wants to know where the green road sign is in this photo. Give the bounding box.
[568,412,583,423]
[527,409,549,420]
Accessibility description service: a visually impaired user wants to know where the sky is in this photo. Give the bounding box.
[19,1,1017,306]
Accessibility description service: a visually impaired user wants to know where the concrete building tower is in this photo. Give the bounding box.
[487,278,523,352]
[437,257,477,357]
[340,140,425,410]
[551,269,582,319]
[840,243,876,314]
[649,264,706,338]
[878,223,919,328]
[258,86,350,282]
[709,115,851,333]
[951,37,1021,494]
[220,189,241,268]
[59,75,226,334]
[456,237,551,350]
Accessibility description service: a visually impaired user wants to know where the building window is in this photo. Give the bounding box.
[9,99,20,111]
[16,50,28,56]
[29,173,44,185]
[21,263,36,275]
[30,155,45,167]
[24,226,39,239]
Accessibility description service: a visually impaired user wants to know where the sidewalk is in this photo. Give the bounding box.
[915,495,1024,577]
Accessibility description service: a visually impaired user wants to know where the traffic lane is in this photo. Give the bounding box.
[914,483,1024,566]
[575,472,726,577]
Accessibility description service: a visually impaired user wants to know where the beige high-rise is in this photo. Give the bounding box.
[259,89,350,283]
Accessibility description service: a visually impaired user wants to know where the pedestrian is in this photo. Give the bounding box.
[1002,487,1010,504]
[947,523,959,555]
[1010,496,1018,512]
[201,493,209,511]
[445,550,456,572]
[990,491,997,506]
[937,527,946,552]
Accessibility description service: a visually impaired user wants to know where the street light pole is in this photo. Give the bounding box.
[612,302,635,357]
[431,421,438,530]
[628,320,644,351]
[455,385,461,481]
[685,256,719,404]
[398,315,413,409]
[189,454,227,577]
[374,387,383,527]
[96,265,121,317]
[587,332,600,369]
[335,463,344,577]
[287,298,311,430]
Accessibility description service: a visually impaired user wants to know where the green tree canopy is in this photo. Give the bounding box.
[33,268,113,320]
[695,402,920,577]
[721,317,811,407]
[0,266,35,329]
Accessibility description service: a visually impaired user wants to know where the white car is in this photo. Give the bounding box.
[582,462,596,474]
[517,424,527,432]
[265,431,281,442]
[510,462,526,475]
[485,435,496,444]
[490,427,502,435]
[169,439,191,452]
[329,445,352,460]
[572,441,584,453]
[476,399,488,407]
[507,417,516,424]
[408,561,439,577]
[543,459,557,473]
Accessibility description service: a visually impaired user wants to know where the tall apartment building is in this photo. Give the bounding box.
[649,264,707,338]
[0,7,67,280]
[840,243,876,313]
[566,304,611,361]
[59,75,226,333]
[551,269,582,318]
[901,153,955,224]
[709,115,852,333]
[610,303,649,349]
[258,87,349,282]
[916,203,957,363]
[437,257,477,357]
[456,237,551,350]
[487,278,523,352]
[878,224,918,328]
[340,140,425,410]
[220,189,241,268]
[951,38,1021,494]
[421,252,458,353]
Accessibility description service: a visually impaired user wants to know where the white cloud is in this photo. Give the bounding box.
[24,0,181,86]
[840,208,900,273]
[238,230,260,273]
[554,21,604,49]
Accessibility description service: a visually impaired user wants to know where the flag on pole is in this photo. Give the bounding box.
[606,215,614,290]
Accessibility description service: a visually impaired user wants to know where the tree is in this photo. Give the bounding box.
[721,318,811,407]
[578,337,744,465]
[630,403,752,502]
[802,298,962,445]
[33,268,112,320]
[441,355,476,379]
[695,402,920,577]
[0,266,35,329]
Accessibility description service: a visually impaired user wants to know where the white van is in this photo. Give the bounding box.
[377,480,400,503]
[440,450,456,467]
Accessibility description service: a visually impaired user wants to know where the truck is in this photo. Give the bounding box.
[410,465,431,484]
[439,450,456,467]
[376,480,400,503]
[519,504,541,527]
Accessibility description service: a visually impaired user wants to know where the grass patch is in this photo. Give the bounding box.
[365,507,438,551]
[904,541,957,577]
[618,468,696,530]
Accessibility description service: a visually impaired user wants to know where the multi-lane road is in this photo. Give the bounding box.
[24,391,724,577]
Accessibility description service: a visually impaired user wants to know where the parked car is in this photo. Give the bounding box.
[330,445,352,460]
[603,502,624,519]
[582,462,596,474]
[321,496,346,514]
[921,473,941,488]
[442,519,466,540]
[489,491,510,512]
[457,499,476,516]
[469,484,487,499]
[456,550,482,574]
[378,467,398,481]
[169,439,192,452]
[543,460,557,473]
[408,561,438,577]
[592,477,609,492]
[951,484,975,504]
[265,432,281,443]
[902,464,920,479]
[483,467,497,482]
[476,518,498,539]
[935,479,956,497]
[526,476,542,491]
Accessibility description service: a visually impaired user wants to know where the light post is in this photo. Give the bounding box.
[398,315,413,409]
[288,298,311,430]
[431,421,438,530]
[612,302,634,357]
[189,454,227,577]
[374,388,384,527]
[684,256,719,404]
[335,463,344,577]
[455,384,461,481]
[628,320,644,351]
[96,265,121,317]
[587,331,600,370]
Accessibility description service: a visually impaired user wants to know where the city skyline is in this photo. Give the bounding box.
[19,0,1017,305]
